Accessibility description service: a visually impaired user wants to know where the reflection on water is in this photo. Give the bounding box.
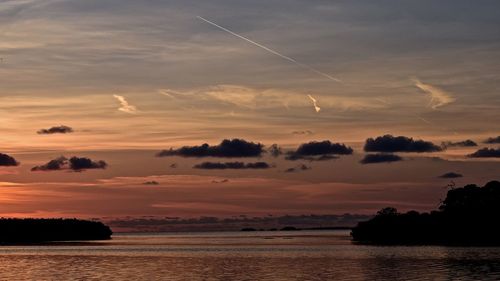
[1,230,499,280]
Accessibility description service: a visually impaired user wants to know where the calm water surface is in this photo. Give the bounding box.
[1,230,500,280]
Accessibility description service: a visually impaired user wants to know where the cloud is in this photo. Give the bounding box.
[485,136,500,144]
[284,164,311,173]
[212,179,229,184]
[157,139,264,158]
[285,154,338,161]
[37,125,73,135]
[294,140,353,155]
[31,156,67,171]
[292,130,314,135]
[364,135,442,153]
[441,140,477,148]
[360,153,403,164]
[194,161,271,170]
[0,153,19,166]
[143,181,159,185]
[413,79,455,109]
[70,157,108,171]
[32,156,107,172]
[113,95,137,114]
[268,144,282,157]
[307,94,321,113]
[160,85,384,112]
[438,172,463,178]
[468,148,500,158]
[286,140,353,161]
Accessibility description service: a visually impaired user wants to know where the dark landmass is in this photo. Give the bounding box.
[304,226,352,230]
[351,180,500,246]
[280,226,299,231]
[241,227,257,231]
[0,218,112,244]
[107,214,370,233]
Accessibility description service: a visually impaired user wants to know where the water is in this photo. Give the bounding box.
[1,230,500,280]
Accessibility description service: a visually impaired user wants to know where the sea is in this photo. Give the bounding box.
[1,230,499,280]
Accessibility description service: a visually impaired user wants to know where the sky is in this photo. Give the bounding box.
[0,0,499,219]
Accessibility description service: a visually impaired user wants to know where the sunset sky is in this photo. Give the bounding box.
[0,0,499,219]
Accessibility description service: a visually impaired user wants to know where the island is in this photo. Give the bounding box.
[0,218,112,244]
[351,180,500,245]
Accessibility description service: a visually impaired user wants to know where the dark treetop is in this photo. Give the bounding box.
[351,180,500,245]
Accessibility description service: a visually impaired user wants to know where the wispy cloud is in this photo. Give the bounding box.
[113,95,137,114]
[157,85,381,111]
[307,94,321,113]
[413,79,455,109]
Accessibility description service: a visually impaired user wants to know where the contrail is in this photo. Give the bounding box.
[416,116,433,125]
[113,94,137,114]
[375,98,458,134]
[307,94,321,113]
[197,16,341,83]
[413,78,455,109]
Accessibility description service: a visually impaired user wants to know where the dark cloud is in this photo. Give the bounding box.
[31,156,67,171]
[286,140,353,161]
[295,140,353,155]
[143,181,159,185]
[468,148,500,158]
[485,136,500,144]
[212,179,229,184]
[364,135,442,153]
[32,156,107,172]
[0,153,19,166]
[316,155,339,161]
[194,161,271,170]
[37,125,73,135]
[268,144,282,157]
[292,130,313,135]
[70,157,107,170]
[157,139,264,158]
[284,164,311,173]
[360,153,403,164]
[441,140,477,148]
[439,172,463,178]
[285,154,339,161]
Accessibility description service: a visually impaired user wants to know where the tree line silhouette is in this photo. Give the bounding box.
[0,218,112,244]
[351,180,500,245]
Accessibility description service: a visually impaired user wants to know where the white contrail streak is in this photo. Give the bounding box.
[413,78,455,109]
[375,97,458,135]
[307,94,321,113]
[197,16,341,83]
[113,94,137,114]
[417,116,433,125]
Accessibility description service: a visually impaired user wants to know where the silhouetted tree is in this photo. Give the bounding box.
[377,207,398,216]
[351,181,500,245]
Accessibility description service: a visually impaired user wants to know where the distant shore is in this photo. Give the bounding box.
[106,214,368,233]
[241,226,352,232]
